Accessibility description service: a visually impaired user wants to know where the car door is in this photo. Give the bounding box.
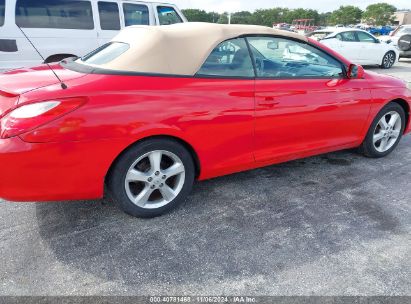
[247,36,372,163]
[355,31,385,64]
[192,37,257,176]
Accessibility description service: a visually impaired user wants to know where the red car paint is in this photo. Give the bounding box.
[0,53,410,202]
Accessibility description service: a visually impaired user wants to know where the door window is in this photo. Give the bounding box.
[0,0,4,27]
[98,1,120,30]
[123,3,149,26]
[157,6,182,25]
[247,36,343,78]
[15,0,94,29]
[337,31,357,42]
[356,31,377,43]
[196,38,254,78]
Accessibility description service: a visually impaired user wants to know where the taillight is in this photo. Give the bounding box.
[0,97,86,139]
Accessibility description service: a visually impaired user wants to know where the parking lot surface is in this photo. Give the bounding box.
[0,60,410,296]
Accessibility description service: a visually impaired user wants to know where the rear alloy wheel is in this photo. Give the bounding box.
[381,51,396,69]
[108,139,195,218]
[360,103,405,158]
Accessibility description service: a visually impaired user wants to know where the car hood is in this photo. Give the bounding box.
[364,70,406,88]
[0,64,87,95]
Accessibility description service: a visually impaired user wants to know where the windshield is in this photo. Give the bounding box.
[77,42,130,66]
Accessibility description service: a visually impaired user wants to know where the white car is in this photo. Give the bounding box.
[320,29,399,69]
[0,0,187,72]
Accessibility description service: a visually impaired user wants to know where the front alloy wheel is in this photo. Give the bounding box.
[373,111,402,153]
[108,139,195,218]
[361,103,405,158]
[381,51,395,69]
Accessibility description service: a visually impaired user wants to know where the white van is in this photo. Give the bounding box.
[0,0,187,71]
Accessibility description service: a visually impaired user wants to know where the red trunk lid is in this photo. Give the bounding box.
[0,64,86,116]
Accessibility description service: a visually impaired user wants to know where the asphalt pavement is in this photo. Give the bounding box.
[0,60,410,296]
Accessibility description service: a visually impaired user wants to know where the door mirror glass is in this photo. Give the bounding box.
[347,64,365,79]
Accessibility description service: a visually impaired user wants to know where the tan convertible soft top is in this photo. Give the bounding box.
[92,22,307,76]
[94,22,308,75]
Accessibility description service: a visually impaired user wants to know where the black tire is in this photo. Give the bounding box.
[107,138,195,218]
[360,103,405,158]
[380,51,396,69]
[398,35,411,52]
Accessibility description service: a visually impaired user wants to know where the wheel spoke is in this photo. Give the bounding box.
[379,118,389,129]
[388,113,400,127]
[380,137,389,151]
[373,132,384,143]
[391,130,400,138]
[163,162,184,177]
[134,185,154,206]
[148,151,162,172]
[159,185,176,202]
[126,169,150,182]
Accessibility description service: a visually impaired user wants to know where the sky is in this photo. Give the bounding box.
[170,0,411,13]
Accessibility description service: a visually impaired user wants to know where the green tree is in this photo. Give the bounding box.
[363,3,397,25]
[217,13,229,24]
[284,8,320,25]
[319,12,332,26]
[231,11,253,24]
[181,9,217,23]
[208,12,220,23]
[251,8,288,27]
[329,6,362,25]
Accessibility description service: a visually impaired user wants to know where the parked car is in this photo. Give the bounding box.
[1,23,410,218]
[0,0,187,72]
[380,25,411,59]
[320,29,399,68]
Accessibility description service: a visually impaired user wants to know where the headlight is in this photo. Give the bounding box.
[407,82,411,90]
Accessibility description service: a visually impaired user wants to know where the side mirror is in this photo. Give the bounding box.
[267,41,279,50]
[347,64,365,79]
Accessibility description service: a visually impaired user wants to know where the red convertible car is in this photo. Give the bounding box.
[0,23,410,217]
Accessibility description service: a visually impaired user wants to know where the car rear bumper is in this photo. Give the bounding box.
[0,136,127,202]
